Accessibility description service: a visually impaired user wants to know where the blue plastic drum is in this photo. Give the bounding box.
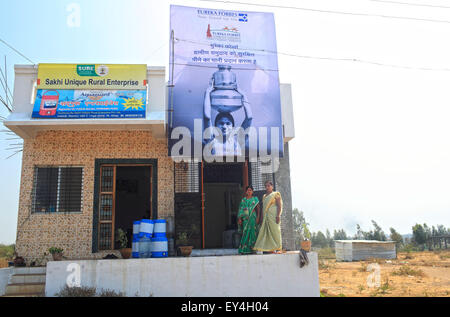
[132,237,139,258]
[151,236,168,258]
[139,219,154,238]
[153,219,167,238]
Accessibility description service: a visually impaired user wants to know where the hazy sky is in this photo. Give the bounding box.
[1,0,449,243]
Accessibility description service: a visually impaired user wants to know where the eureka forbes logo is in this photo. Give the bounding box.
[206,24,241,42]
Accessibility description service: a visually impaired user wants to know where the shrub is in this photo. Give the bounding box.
[391,266,425,277]
[97,289,124,297]
[56,285,96,297]
[56,285,125,297]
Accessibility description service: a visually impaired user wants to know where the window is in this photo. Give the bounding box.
[174,160,200,193]
[32,167,83,213]
[250,157,275,191]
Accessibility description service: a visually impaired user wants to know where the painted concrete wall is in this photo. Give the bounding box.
[0,268,13,296]
[46,252,320,297]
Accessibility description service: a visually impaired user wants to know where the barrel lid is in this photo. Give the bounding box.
[154,219,166,223]
[133,221,141,225]
[141,219,154,224]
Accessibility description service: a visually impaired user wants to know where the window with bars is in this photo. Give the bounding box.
[174,160,200,193]
[32,167,83,213]
[250,158,275,191]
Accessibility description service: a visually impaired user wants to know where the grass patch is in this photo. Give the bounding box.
[56,285,124,297]
[317,247,336,260]
[319,259,336,270]
[358,262,368,272]
[391,265,425,277]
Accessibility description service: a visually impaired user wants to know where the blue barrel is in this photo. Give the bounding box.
[153,219,167,238]
[133,221,140,238]
[139,219,154,238]
[151,236,168,258]
[132,237,139,258]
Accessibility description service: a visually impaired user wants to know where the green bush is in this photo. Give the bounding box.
[56,285,125,297]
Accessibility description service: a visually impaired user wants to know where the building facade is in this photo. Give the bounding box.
[5,64,296,262]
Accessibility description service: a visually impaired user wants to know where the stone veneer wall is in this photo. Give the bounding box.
[15,130,174,262]
[275,143,295,251]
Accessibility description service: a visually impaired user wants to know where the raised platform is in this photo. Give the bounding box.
[45,251,320,297]
[191,248,239,257]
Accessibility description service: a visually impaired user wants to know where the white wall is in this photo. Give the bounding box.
[46,252,319,297]
[0,267,13,296]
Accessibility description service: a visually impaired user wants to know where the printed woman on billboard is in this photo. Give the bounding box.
[203,65,253,156]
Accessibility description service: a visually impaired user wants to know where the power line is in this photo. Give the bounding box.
[369,0,450,9]
[0,38,35,64]
[175,37,450,72]
[197,0,450,25]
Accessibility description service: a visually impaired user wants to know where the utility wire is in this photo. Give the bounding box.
[197,0,450,25]
[0,38,35,64]
[369,0,450,9]
[175,37,450,72]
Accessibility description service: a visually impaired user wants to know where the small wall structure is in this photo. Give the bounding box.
[0,268,13,296]
[45,252,320,297]
[335,240,396,262]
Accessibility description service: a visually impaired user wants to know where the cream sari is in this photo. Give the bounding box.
[253,191,283,252]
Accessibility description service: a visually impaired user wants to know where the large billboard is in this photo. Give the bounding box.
[168,5,283,160]
[32,64,147,119]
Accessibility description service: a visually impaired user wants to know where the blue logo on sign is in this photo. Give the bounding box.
[239,13,248,22]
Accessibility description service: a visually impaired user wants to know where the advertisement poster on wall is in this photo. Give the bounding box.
[168,5,283,160]
[32,64,147,119]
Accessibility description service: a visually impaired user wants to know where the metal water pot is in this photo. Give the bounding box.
[210,65,243,113]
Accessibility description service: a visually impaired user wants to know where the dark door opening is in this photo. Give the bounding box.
[113,166,152,249]
[203,162,245,249]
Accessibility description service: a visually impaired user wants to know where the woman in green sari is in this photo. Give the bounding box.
[253,180,283,253]
[237,186,260,254]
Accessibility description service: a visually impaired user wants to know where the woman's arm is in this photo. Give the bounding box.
[255,203,261,224]
[204,78,215,138]
[237,89,252,130]
[275,195,282,224]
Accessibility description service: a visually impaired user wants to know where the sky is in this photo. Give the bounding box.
[1,0,450,244]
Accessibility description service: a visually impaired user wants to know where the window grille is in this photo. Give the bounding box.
[250,158,275,191]
[32,166,83,213]
[174,160,200,193]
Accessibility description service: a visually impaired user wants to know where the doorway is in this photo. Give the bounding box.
[114,166,151,248]
[203,162,246,249]
[93,159,157,252]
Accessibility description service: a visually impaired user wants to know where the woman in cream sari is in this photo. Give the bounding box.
[253,180,283,253]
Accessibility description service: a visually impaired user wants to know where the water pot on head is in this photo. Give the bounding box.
[210,65,243,113]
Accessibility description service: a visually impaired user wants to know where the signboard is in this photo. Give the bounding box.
[168,5,283,160]
[32,89,146,119]
[37,64,147,90]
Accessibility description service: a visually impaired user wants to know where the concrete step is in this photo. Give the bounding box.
[10,273,46,284]
[2,293,44,297]
[13,267,46,275]
[5,283,45,296]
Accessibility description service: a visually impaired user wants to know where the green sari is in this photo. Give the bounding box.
[237,196,259,254]
[253,191,283,252]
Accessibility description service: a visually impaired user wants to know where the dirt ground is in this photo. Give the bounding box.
[319,250,450,297]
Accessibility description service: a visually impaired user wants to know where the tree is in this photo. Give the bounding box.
[292,208,309,249]
[326,229,333,247]
[371,220,387,241]
[311,231,328,248]
[389,228,403,253]
[333,229,348,241]
[412,224,427,247]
